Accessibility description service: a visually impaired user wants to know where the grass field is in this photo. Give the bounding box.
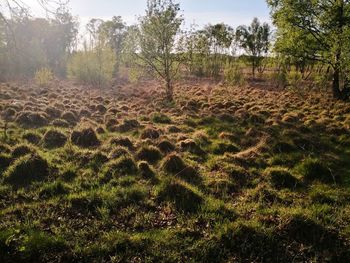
[1,79,350,262]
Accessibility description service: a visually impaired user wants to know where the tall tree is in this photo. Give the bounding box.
[126,0,184,101]
[97,16,126,74]
[267,0,350,99]
[236,17,271,77]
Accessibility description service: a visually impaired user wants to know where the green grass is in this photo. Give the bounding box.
[1,82,350,262]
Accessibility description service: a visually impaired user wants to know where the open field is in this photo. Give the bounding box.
[1,79,350,262]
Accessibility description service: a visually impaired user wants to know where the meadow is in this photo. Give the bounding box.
[1,77,350,262]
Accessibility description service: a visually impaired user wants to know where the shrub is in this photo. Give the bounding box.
[136,146,162,164]
[34,67,53,87]
[4,153,50,188]
[264,167,299,189]
[296,158,334,183]
[287,70,303,89]
[71,127,100,148]
[224,62,245,86]
[67,47,116,87]
[42,129,67,149]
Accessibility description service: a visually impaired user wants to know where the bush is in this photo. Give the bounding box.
[224,62,245,86]
[287,70,303,89]
[4,153,50,188]
[264,167,299,189]
[67,47,116,87]
[34,67,53,87]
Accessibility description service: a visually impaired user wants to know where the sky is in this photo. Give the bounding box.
[23,0,271,28]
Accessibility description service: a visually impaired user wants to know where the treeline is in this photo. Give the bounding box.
[1,0,349,101]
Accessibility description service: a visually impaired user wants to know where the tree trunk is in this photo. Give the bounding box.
[252,57,256,78]
[166,79,173,101]
[332,68,342,99]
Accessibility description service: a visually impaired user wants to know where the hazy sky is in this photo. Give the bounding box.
[24,0,271,28]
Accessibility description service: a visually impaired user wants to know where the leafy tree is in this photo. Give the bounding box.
[97,16,126,74]
[236,17,271,77]
[125,0,184,101]
[0,3,77,79]
[267,0,350,99]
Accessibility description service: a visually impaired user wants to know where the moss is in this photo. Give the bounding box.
[4,153,50,188]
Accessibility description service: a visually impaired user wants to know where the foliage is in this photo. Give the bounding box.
[0,7,78,79]
[34,67,54,87]
[236,17,271,77]
[224,61,245,86]
[267,0,350,99]
[67,46,116,87]
[124,0,184,101]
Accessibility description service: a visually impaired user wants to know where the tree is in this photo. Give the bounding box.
[97,16,126,74]
[126,0,184,101]
[236,17,271,77]
[267,0,350,99]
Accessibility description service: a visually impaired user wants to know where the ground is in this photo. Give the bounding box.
[0,78,350,262]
